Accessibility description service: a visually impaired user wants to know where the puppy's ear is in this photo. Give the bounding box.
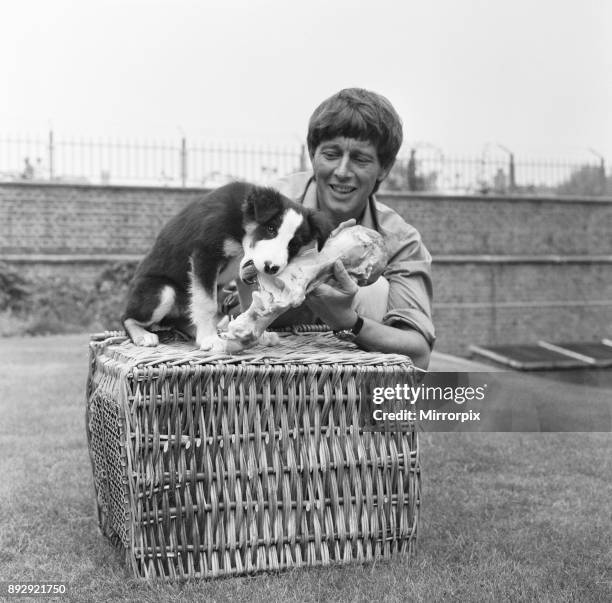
[243,187,283,223]
[308,211,333,251]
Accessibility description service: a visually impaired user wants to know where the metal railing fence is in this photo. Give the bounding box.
[388,145,609,196]
[0,131,608,196]
[0,132,308,188]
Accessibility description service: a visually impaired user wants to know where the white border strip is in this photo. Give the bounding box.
[434,255,612,264]
[436,300,612,309]
[537,341,597,365]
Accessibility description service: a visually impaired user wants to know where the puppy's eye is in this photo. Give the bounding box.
[266,225,277,236]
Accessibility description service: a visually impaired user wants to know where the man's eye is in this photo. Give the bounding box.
[322,151,338,159]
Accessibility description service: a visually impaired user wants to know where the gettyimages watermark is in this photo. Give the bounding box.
[371,381,486,422]
[360,372,612,432]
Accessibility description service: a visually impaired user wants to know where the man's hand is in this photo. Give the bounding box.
[305,259,359,330]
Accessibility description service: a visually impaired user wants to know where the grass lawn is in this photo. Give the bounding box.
[0,334,610,602]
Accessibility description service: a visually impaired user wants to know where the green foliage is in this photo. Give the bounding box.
[87,261,139,330]
[0,262,33,311]
[0,310,30,337]
[28,275,92,335]
[0,261,138,336]
[555,164,611,196]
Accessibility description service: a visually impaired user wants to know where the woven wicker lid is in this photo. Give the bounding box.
[90,330,420,372]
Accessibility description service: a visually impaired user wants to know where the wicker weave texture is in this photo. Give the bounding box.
[86,332,421,579]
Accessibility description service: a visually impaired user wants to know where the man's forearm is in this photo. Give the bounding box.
[354,317,431,370]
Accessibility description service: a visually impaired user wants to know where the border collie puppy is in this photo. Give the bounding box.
[122,181,332,349]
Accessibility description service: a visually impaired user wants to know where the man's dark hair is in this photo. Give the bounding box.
[306,88,403,170]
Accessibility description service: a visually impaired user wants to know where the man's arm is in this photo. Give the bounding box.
[305,260,432,369]
[354,318,431,369]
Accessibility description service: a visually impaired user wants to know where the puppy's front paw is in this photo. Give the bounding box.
[197,334,221,351]
[259,331,280,347]
[134,332,159,347]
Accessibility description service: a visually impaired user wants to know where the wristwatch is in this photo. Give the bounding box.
[333,315,364,342]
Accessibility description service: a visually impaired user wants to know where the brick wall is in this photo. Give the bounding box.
[432,261,612,354]
[377,192,612,256]
[0,182,206,255]
[2,182,611,355]
[375,191,612,353]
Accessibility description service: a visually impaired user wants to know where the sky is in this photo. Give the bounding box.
[1,0,610,162]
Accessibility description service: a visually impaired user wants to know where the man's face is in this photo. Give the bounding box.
[311,137,389,224]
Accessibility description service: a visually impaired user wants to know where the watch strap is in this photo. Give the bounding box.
[350,315,364,336]
[333,315,364,339]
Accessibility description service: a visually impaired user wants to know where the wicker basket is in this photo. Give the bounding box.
[85,329,422,579]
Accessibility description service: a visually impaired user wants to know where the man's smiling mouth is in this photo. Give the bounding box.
[329,183,357,194]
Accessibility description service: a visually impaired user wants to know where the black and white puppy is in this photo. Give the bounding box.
[123,181,332,349]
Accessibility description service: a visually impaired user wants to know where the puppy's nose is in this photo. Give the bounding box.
[264,262,279,274]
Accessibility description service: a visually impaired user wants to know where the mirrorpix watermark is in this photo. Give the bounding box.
[360,371,612,432]
[361,375,486,432]
[372,382,484,422]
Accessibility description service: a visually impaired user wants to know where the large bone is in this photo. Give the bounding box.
[212,225,388,353]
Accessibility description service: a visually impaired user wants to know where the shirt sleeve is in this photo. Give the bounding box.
[379,220,436,347]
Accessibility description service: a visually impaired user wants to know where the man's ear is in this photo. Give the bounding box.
[308,211,334,250]
[378,164,392,183]
[371,164,392,194]
[243,187,283,223]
